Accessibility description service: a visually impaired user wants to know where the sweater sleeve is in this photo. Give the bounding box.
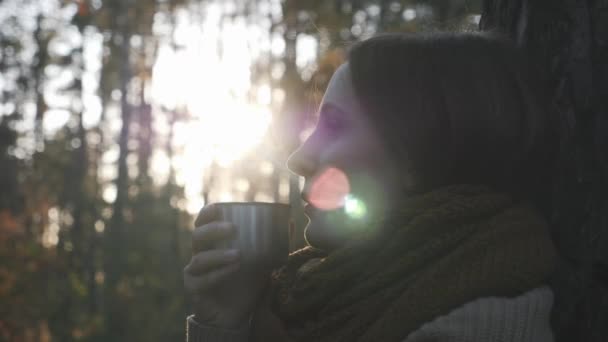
[402,286,554,342]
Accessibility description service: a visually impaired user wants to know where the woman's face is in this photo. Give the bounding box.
[287,63,403,251]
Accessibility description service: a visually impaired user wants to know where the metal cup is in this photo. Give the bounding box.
[215,202,291,271]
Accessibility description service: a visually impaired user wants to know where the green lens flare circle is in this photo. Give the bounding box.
[343,194,367,220]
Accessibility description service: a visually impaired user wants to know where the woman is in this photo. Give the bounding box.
[184,32,558,341]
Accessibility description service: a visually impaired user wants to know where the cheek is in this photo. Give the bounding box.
[324,137,395,188]
[320,135,381,169]
[311,132,398,218]
[335,140,398,212]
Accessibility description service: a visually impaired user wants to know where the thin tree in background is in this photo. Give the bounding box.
[105,0,133,336]
[32,14,50,153]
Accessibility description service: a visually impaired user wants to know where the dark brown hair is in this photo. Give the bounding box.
[348,32,556,209]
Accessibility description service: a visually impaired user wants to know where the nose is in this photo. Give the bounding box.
[286,139,317,178]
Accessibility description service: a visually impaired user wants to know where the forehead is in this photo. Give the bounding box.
[320,63,365,119]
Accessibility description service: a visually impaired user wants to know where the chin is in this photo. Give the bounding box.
[303,213,346,252]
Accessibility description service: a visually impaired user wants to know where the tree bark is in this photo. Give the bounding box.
[481,1,608,341]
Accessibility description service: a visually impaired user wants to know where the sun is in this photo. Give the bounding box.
[150,5,274,213]
[187,99,272,167]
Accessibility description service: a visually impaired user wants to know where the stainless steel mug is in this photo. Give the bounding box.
[215,202,291,271]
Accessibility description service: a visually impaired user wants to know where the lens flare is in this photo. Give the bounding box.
[308,167,369,221]
[344,194,367,220]
[309,167,350,210]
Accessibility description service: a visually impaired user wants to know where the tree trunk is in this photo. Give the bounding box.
[30,14,49,240]
[136,37,154,186]
[105,0,133,337]
[481,1,608,341]
[33,14,48,152]
[281,0,308,250]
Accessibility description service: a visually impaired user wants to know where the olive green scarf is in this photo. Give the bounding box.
[270,185,557,342]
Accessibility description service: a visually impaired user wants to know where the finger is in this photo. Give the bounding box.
[184,262,241,294]
[185,249,240,275]
[192,221,235,253]
[194,203,220,228]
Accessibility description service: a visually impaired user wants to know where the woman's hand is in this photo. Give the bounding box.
[184,204,265,329]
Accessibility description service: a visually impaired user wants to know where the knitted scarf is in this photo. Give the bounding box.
[270,185,557,342]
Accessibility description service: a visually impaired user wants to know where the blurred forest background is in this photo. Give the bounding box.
[0,0,483,340]
[1,0,607,341]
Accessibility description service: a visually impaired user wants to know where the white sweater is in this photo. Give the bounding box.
[403,287,554,342]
